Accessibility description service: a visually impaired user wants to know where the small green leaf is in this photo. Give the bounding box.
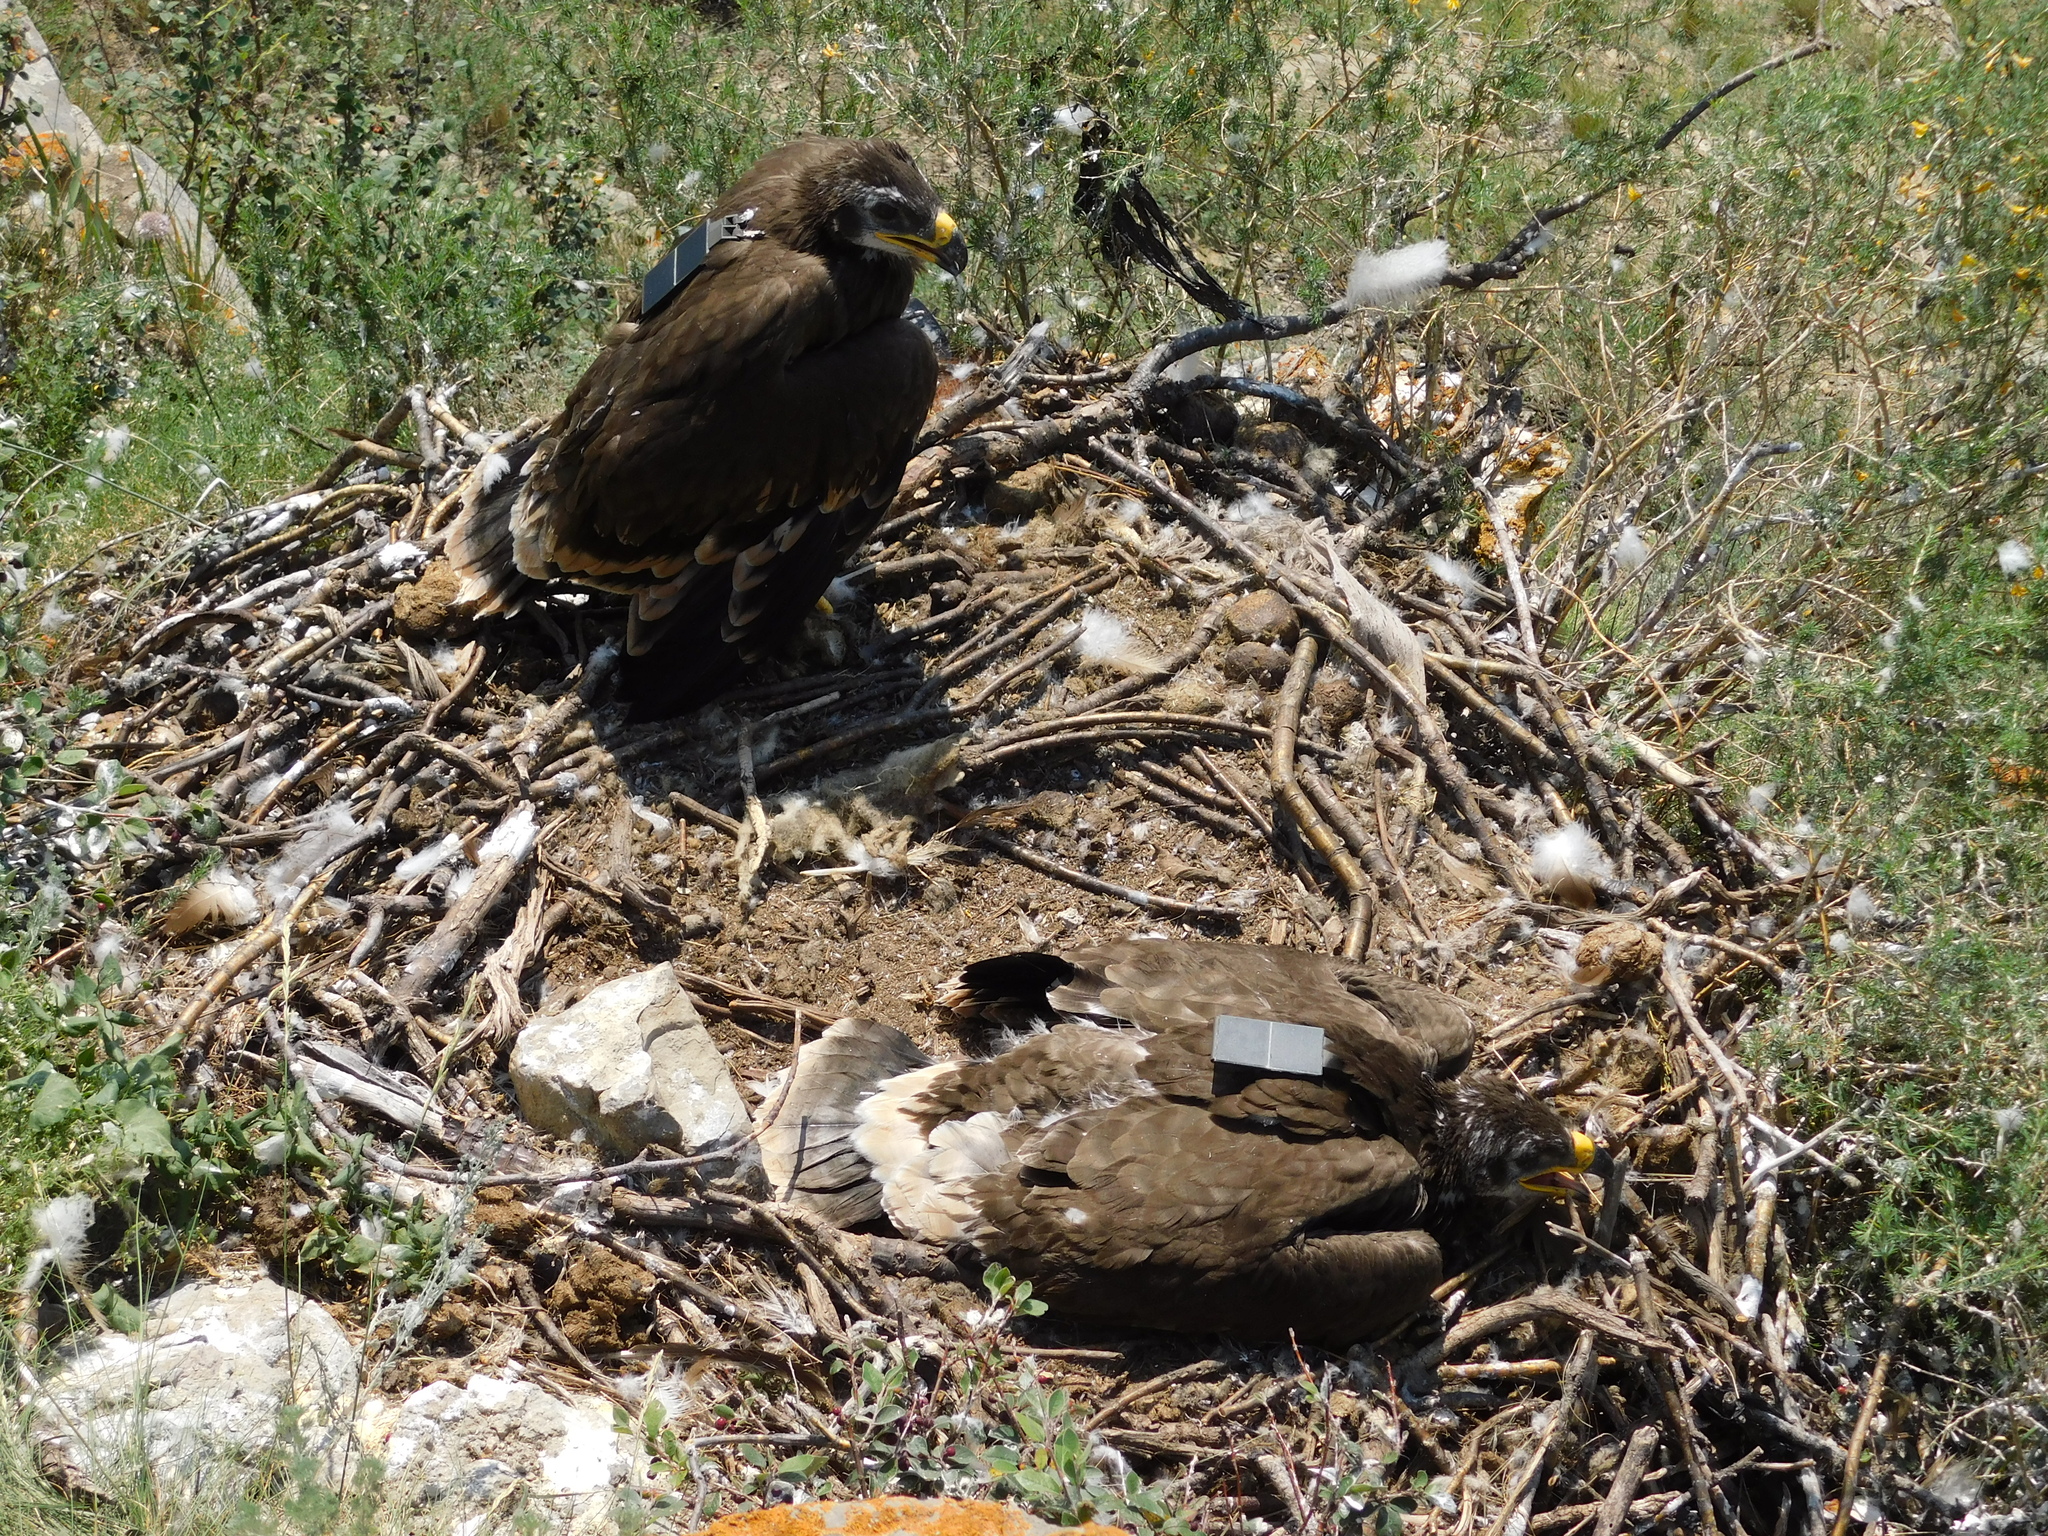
[109,1097,179,1160]
[28,1065,83,1127]
[53,748,89,766]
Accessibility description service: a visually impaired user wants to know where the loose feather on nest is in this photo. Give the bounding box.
[20,1193,94,1294]
[163,868,262,937]
[1321,539,1427,708]
[1073,609,1166,676]
[1531,821,1612,907]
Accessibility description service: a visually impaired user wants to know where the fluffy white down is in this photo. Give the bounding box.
[1423,552,1488,605]
[1612,525,1652,573]
[1530,821,1612,896]
[1073,609,1165,676]
[853,1065,1011,1243]
[1997,539,2036,578]
[475,803,539,865]
[393,833,466,884]
[1345,240,1450,310]
[164,870,263,938]
[26,1193,94,1288]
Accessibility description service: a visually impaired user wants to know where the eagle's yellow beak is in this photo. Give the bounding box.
[1519,1131,1600,1198]
[881,209,969,274]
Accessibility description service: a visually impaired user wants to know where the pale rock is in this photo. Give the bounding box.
[510,962,762,1185]
[358,1374,641,1536]
[33,1275,357,1493]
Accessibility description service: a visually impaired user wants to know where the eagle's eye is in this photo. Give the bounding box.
[868,192,915,227]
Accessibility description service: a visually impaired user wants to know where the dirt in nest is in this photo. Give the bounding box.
[545,1243,659,1353]
[470,1186,557,1257]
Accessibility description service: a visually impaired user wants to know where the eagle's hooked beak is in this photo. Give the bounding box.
[882,209,969,274]
[1519,1130,1602,1198]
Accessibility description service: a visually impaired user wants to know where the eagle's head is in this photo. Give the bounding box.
[767,137,968,275]
[1428,1073,1599,1205]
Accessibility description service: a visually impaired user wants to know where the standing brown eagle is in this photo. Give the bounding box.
[760,940,1599,1346]
[449,137,966,718]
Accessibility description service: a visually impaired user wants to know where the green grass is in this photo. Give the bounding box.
[5,0,2048,1526]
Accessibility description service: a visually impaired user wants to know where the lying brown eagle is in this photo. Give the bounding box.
[448,137,966,719]
[761,940,1599,1346]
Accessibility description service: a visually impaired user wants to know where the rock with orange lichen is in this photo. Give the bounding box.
[689,1497,1130,1536]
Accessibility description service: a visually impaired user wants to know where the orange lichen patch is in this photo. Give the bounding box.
[1,132,74,180]
[1494,426,1570,481]
[691,1497,1129,1536]
[1475,425,1570,560]
[1271,345,1336,392]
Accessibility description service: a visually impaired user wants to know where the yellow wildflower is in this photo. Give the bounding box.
[1912,121,1931,136]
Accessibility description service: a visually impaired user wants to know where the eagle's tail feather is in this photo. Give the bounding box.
[758,1019,932,1228]
[937,951,1077,1020]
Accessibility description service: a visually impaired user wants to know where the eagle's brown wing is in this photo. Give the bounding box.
[899,1024,1153,1135]
[1043,938,1477,1075]
[518,239,930,582]
[1072,1230,1443,1347]
[972,1097,1424,1277]
[1329,962,1478,1077]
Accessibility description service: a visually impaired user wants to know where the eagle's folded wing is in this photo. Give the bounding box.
[523,241,932,579]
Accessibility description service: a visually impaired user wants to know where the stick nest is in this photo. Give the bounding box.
[13,342,1948,1535]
